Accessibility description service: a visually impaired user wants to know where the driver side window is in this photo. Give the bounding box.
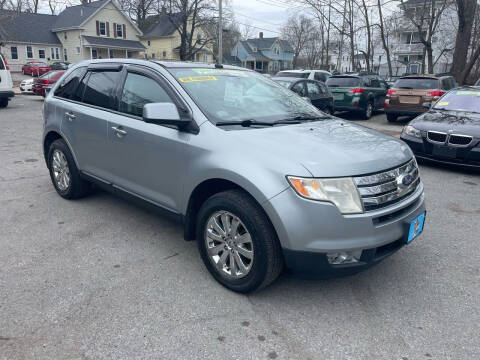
[119,72,173,117]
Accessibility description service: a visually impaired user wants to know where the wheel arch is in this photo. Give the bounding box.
[43,131,78,168]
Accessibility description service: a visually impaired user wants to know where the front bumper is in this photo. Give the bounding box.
[264,184,425,276]
[0,90,14,99]
[401,133,480,169]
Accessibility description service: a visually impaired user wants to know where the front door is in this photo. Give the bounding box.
[306,81,330,111]
[107,66,189,212]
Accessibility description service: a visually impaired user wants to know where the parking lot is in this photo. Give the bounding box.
[1,94,479,359]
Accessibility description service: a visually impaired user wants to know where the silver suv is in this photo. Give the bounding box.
[43,60,426,293]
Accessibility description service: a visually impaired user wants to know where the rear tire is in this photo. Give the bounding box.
[196,190,283,293]
[362,101,374,119]
[0,98,8,108]
[386,113,398,122]
[47,139,90,199]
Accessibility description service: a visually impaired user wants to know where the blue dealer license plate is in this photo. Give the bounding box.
[407,212,425,243]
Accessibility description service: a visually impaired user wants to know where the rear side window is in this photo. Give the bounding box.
[54,67,87,100]
[306,81,321,96]
[314,72,328,82]
[326,77,360,87]
[394,78,439,89]
[83,71,122,110]
[119,72,173,117]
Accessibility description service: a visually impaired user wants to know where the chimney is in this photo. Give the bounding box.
[161,6,167,14]
[259,32,263,39]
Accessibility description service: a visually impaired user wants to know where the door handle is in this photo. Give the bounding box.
[111,126,127,136]
[65,112,76,121]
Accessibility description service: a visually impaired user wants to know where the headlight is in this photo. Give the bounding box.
[403,125,421,138]
[287,176,363,214]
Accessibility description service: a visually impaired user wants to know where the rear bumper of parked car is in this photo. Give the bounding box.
[0,90,14,99]
[384,104,427,116]
[264,184,425,277]
[32,85,46,96]
[401,133,480,169]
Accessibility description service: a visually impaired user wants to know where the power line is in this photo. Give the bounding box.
[234,10,284,27]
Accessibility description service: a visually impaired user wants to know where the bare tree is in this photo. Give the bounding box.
[450,0,478,84]
[376,0,393,76]
[282,14,313,68]
[399,0,449,74]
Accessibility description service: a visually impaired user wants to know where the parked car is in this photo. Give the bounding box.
[274,69,332,83]
[384,74,457,122]
[400,87,480,170]
[0,52,14,108]
[20,78,34,93]
[33,70,65,97]
[50,62,71,70]
[22,61,50,76]
[43,60,425,293]
[326,74,388,119]
[273,77,334,114]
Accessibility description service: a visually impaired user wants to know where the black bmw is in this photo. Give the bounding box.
[400,86,480,170]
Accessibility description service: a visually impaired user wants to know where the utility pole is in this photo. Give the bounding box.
[218,0,223,64]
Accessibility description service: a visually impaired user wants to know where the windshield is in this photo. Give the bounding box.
[394,78,438,89]
[326,77,360,87]
[433,89,480,113]
[276,72,309,78]
[169,68,320,124]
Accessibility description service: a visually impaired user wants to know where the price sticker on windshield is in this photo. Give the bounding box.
[437,101,449,106]
[178,76,217,83]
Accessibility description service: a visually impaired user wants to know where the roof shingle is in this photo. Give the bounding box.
[53,0,110,30]
[0,10,60,45]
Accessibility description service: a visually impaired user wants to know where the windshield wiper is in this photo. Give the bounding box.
[216,119,275,127]
[288,114,331,121]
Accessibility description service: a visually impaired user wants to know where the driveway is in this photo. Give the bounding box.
[1,95,479,359]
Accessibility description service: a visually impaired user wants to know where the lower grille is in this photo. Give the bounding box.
[448,134,472,146]
[353,159,420,212]
[427,131,447,143]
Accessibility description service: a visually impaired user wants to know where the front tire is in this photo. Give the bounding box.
[196,190,283,293]
[47,139,90,199]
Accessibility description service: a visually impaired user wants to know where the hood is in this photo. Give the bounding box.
[229,119,412,177]
[411,110,480,138]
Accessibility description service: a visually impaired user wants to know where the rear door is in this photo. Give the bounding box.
[370,77,387,109]
[306,80,329,111]
[106,65,189,212]
[291,80,307,98]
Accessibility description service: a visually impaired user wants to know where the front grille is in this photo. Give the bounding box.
[427,131,447,143]
[353,159,420,212]
[448,134,473,146]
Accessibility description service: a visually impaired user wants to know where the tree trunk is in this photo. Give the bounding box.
[426,44,433,73]
[450,0,477,84]
[377,0,392,76]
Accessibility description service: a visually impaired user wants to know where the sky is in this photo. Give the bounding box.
[230,0,303,38]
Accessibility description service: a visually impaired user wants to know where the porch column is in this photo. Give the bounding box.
[90,47,93,60]
[125,50,128,58]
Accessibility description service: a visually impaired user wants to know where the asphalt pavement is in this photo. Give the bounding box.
[1,95,479,360]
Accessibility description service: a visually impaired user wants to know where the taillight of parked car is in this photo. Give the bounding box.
[4,59,9,70]
[349,88,364,94]
[386,89,396,96]
[426,90,444,98]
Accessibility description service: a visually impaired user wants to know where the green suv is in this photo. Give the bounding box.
[326,74,389,119]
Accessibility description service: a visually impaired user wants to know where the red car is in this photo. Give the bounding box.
[32,70,65,96]
[22,61,51,76]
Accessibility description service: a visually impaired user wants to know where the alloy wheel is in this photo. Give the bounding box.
[204,211,254,279]
[51,149,71,191]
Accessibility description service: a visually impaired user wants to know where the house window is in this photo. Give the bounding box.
[99,22,106,36]
[64,32,67,40]
[109,49,114,58]
[252,47,257,52]
[26,46,33,59]
[38,49,46,59]
[378,55,382,63]
[64,48,68,61]
[127,51,133,58]
[197,33,202,41]
[55,48,60,60]
[162,51,167,58]
[11,47,18,60]
[151,53,155,59]
[116,24,123,38]
[92,49,98,59]
[403,56,409,63]
[76,47,81,55]
[203,54,207,62]
[147,40,151,46]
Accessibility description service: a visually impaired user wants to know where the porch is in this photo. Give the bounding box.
[82,35,145,60]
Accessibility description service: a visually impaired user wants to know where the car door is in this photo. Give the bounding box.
[55,66,119,180]
[106,65,189,212]
[305,81,326,110]
[369,78,385,109]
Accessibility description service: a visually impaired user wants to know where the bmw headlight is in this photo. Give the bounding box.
[287,176,363,214]
[403,125,421,138]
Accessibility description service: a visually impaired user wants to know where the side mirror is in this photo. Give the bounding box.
[302,97,312,104]
[422,102,431,109]
[143,103,190,128]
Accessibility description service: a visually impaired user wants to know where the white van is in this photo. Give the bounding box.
[0,52,14,108]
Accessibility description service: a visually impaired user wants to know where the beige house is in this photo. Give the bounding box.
[0,0,145,72]
[140,9,214,63]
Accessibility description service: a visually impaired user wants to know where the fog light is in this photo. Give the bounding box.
[327,250,362,265]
